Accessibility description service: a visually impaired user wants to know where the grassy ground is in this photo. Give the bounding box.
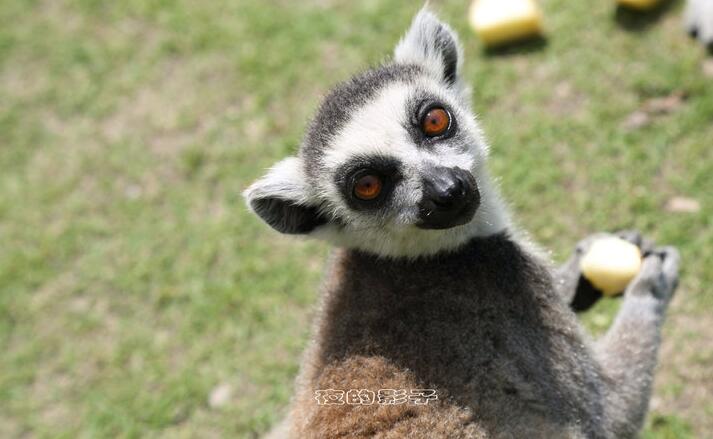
[0,0,711,437]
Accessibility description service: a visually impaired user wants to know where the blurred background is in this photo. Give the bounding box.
[0,0,711,437]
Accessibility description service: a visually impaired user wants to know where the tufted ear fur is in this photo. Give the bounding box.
[243,157,328,235]
[394,8,463,87]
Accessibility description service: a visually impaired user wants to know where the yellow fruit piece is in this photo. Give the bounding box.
[617,0,661,11]
[580,237,643,296]
[468,0,543,47]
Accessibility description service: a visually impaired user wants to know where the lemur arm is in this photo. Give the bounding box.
[555,231,653,313]
[595,246,679,437]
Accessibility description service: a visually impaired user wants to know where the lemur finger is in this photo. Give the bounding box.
[657,246,681,292]
[615,229,656,255]
[626,253,664,298]
[615,230,642,247]
[639,237,657,256]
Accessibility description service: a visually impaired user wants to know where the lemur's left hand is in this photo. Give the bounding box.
[559,230,654,312]
[686,0,713,50]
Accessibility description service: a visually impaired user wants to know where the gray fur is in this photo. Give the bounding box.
[264,233,679,438]
[394,9,465,90]
[302,64,423,178]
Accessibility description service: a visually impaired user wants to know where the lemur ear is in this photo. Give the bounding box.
[243,157,328,235]
[394,8,463,86]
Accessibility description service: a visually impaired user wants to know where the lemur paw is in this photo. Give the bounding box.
[626,246,680,304]
[572,229,653,260]
[567,230,653,312]
[685,0,713,51]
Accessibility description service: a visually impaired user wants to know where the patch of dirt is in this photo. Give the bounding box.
[547,81,587,118]
[208,383,233,409]
[0,415,23,439]
[622,91,688,130]
[664,196,701,214]
[703,59,713,79]
[0,59,50,101]
[101,60,213,155]
[100,50,241,162]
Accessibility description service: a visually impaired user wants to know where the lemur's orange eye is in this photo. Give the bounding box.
[421,107,450,137]
[354,174,382,200]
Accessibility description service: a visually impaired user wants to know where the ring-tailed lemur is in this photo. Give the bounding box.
[244,9,680,439]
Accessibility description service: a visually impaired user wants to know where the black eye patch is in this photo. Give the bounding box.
[334,156,403,211]
[405,96,458,147]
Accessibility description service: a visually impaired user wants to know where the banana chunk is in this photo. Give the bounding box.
[617,0,661,11]
[580,237,642,296]
[469,0,543,47]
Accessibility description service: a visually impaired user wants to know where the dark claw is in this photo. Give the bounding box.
[615,229,655,255]
[616,230,642,247]
[657,246,681,292]
[570,276,603,312]
[626,246,680,303]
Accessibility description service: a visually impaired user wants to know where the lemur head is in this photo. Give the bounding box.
[244,9,510,258]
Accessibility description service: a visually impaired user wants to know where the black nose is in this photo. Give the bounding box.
[430,174,466,208]
[417,167,480,230]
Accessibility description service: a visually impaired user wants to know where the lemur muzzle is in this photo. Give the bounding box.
[417,166,480,230]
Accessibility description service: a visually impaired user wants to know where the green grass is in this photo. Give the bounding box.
[0,0,711,437]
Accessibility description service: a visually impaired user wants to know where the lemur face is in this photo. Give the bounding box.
[245,10,509,258]
[304,63,484,233]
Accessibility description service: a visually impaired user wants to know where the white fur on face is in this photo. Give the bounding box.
[314,165,511,259]
[319,82,424,229]
[243,157,311,208]
[312,79,511,258]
